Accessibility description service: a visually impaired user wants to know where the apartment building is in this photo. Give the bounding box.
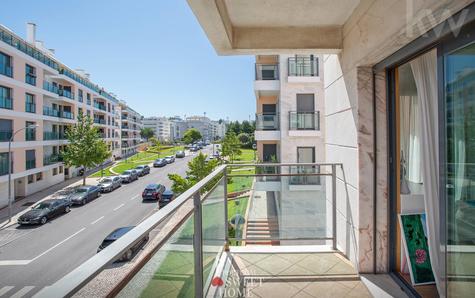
[0,23,130,207]
[185,115,226,141]
[169,116,187,141]
[142,116,171,142]
[119,101,142,157]
[254,54,324,167]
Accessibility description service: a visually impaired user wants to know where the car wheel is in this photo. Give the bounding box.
[82,199,87,205]
[40,217,47,225]
[64,206,71,213]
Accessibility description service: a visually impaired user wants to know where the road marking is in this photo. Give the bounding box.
[90,216,105,225]
[10,286,34,298]
[31,228,86,262]
[113,203,125,211]
[0,260,30,266]
[130,194,139,200]
[0,286,14,295]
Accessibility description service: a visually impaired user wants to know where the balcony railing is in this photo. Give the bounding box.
[289,111,320,130]
[94,102,106,111]
[94,118,106,125]
[58,89,75,100]
[0,130,12,142]
[0,158,8,176]
[25,74,36,86]
[25,159,36,170]
[255,113,279,130]
[60,110,74,120]
[37,163,342,298]
[43,154,62,166]
[0,65,13,77]
[43,106,59,117]
[25,102,36,113]
[288,57,319,77]
[255,63,279,80]
[0,96,13,109]
[43,131,66,140]
[43,81,59,94]
[25,129,36,141]
[289,165,321,185]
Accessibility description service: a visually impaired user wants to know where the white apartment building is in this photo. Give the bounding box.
[186,115,226,141]
[142,116,171,142]
[119,101,142,158]
[0,23,138,207]
[169,116,187,142]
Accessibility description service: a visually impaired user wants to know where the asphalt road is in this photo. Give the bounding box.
[0,147,210,297]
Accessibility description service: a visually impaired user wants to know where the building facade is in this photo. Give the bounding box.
[142,116,171,142]
[0,23,139,207]
[119,101,142,158]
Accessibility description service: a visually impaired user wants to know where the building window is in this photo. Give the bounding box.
[25,121,36,141]
[25,93,36,113]
[0,86,13,110]
[53,168,58,176]
[86,93,91,105]
[25,64,36,86]
[78,89,83,102]
[0,152,8,176]
[87,110,91,117]
[288,55,319,77]
[0,51,12,77]
[25,149,36,170]
[36,172,42,181]
[59,166,63,174]
[27,174,34,184]
[0,119,12,142]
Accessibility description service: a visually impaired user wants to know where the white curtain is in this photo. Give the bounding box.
[400,95,423,184]
[410,49,444,296]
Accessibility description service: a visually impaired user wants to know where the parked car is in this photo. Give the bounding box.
[97,227,149,261]
[153,158,167,167]
[164,155,175,164]
[18,199,71,225]
[175,150,186,158]
[68,185,101,205]
[159,189,176,207]
[135,165,150,176]
[189,146,199,152]
[142,184,166,201]
[97,176,122,192]
[120,170,139,183]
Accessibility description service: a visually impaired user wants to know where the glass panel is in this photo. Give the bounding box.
[117,200,195,298]
[202,177,225,295]
[445,42,475,296]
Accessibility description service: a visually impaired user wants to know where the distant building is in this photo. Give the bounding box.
[142,117,171,142]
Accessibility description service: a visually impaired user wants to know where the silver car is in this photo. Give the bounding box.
[164,155,175,164]
[97,176,122,192]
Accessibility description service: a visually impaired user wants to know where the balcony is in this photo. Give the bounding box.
[43,106,59,117]
[43,131,66,141]
[289,111,321,137]
[0,96,13,110]
[94,102,106,111]
[43,81,59,94]
[254,64,280,97]
[58,89,75,100]
[288,57,320,83]
[25,73,36,86]
[37,163,371,298]
[94,118,106,125]
[255,64,279,80]
[43,154,62,166]
[0,130,12,142]
[255,113,280,141]
[0,65,13,77]
[25,102,36,113]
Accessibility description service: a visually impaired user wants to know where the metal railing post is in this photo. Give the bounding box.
[224,167,229,251]
[332,164,337,251]
[193,191,204,298]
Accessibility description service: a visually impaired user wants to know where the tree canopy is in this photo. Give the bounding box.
[62,113,111,185]
[140,127,155,140]
[221,132,242,162]
[183,128,202,144]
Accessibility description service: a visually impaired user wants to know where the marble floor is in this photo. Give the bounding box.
[225,252,373,298]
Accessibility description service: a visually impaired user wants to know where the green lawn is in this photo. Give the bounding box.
[227,167,255,193]
[89,146,184,177]
[234,148,256,162]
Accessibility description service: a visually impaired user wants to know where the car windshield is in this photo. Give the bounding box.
[75,188,87,193]
[33,202,52,209]
[136,166,143,169]
[123,171,132,175]
[101,239,115,248]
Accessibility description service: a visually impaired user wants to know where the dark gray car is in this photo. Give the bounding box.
[135,165,150,176]
[97,176,122,192]
[18,199,71,225]
[120,170,139,183]
[68,186,101,205]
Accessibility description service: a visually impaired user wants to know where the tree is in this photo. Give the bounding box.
[183,128,202,144]
[237,132,251,146]
[168,152,218,194]
[140,127,155,140]
[62,113,111,185]
[241,120,254,134]
[221,132,242,162]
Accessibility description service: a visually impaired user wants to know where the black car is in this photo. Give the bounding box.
[142,184,166,201]
[135,165,150,176]
[175,150,186,158]
[159,189,175,207]
[153,158,167,167]
[68,185,101,205]
[120,169,139,183]
[18,199,71,225]
[97,227,149,262]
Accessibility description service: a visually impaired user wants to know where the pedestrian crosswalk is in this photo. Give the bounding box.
[0,285,42,298]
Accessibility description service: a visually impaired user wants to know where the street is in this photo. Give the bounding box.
[0,148,208,297]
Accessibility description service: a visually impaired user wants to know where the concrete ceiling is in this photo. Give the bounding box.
[224,0,360,27]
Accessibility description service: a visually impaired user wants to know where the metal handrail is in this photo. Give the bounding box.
[35,163,340,298]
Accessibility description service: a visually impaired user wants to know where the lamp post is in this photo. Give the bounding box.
[8,124,39,222]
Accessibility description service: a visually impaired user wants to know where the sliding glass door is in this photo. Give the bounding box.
[444,41,475,297]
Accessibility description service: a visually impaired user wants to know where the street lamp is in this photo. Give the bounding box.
[8,124,39,222]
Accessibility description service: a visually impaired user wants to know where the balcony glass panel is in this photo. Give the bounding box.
[43,106,59,117]
[0,130,12,142]
[0,153,8,176]
[0,52,12,77]
[289,165,321,185]
[288,56,319,77]
[58,89,75,100]
[0,86,12,109]
[61,111,74,119]
[289,111,320,130]
[44,154,62,166]
[43,81,59,94]
[255,113,279,130]
[25,102,36,113]
[25,159,36,170]
[255,64,279,80]
[25,129,36,141]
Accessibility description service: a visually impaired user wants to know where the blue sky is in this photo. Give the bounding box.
[0,0,255,121]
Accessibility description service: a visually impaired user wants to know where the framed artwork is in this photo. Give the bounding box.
[399,213,435,285]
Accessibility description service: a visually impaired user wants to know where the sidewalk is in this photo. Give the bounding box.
[0,174,103,230]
